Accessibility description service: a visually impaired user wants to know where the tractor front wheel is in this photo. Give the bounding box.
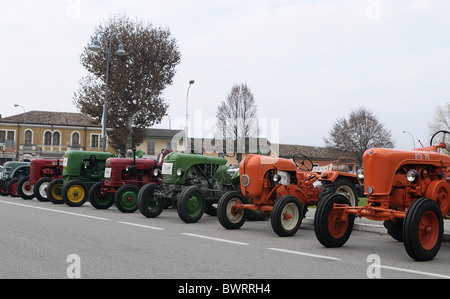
[7,179,20,197]
[62,180,88,207]
[403,197,443,261]
[17,177,35,200]
[34,177,52,202]
[314,193,355,248]
[177,186,206,223]
[89,182,114,210]
[217,191,248,230]
[137,183,164,218]
[115,184,139,213]
[271,195,304,237]
[47,179,64,204]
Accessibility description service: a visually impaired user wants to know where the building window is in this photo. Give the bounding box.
[44,131,52,146]
[0,130,15,143]
[147,140,156,155]
[71,132,80,147]
[91,134,101,148]
[52,132,60,146]
[24,130,33,146]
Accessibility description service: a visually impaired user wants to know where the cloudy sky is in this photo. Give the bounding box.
[1,0,449,150]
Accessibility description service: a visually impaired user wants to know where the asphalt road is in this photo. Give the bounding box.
[0,196,449,281]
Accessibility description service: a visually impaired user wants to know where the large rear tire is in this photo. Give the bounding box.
[403,197,443,261]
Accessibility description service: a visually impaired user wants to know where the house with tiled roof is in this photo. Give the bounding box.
[0,111,111,162]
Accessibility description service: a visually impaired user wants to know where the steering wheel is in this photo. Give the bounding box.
[430,130,450,152]
[293,153,314,172]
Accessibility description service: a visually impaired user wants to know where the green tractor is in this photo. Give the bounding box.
[46,150,114,207]
[0,161,30,197]
[137,152,240,223]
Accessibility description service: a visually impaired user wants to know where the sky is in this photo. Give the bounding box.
[1,0,450,150]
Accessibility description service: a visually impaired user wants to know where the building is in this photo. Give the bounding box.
[137,128,185,159]
[0,111,112,163]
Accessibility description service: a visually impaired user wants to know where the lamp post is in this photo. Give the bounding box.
[403,130,416,149]
[14,104,26,161]
[185,80,195,152]
[89,31,128,152]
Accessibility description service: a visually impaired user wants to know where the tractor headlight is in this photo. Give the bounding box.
[177,168,185,177]
[357,168,364,180]
[153,168,161,177]
[406,169,419,184]
[273,173,281,183]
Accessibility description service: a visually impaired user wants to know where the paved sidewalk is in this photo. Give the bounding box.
[304,209,450,242]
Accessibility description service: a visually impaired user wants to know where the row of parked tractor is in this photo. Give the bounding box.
[1,130,450,262]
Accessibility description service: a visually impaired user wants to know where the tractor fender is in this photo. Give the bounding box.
[319,172,360,186]
[425,179,450,216]
[11,165,30,178]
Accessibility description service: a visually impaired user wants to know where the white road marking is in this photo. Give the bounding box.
[268,247,342,261]
[117,221,165,231]
[182,233,250,245]
[377,264,450,279]
[0,199,111,221]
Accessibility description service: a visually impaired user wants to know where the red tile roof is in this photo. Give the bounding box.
[0,111,101,127]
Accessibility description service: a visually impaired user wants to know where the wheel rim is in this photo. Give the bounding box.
[92,187,112,206]
[22,181,34,196]
[336,185,356,206]
[226,198,244,224]
[10,182,19,196]
[280,202,299,231]
[120,190,137,209]
[145,192,161,211]
[39,182,49,198]
[327,206,349,238]
[186,194,202,216]
[418,211,440,250]
[436,186,450,216]
[67,185,85,203]
[51,183,62,200]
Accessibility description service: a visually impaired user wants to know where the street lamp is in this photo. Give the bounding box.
[89,31,128,152]
[403,130,416,149]
[185,80,195,129]
[14,104,26,161]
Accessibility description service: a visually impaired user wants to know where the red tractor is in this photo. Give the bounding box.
[218,153,361,237]
[17,159,63,201]
[88,149,170,213]
[314,130,450,261]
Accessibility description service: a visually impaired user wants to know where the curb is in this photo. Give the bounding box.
[303,217,450,242]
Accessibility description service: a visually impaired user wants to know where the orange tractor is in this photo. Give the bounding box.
[314,130,450,261]
[217,153,361,237]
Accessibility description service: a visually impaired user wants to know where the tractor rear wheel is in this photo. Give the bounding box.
[17,177,35,200]
[217,191,248,230]
[62,180,88,207]
[34,177,52,202]
[403,197,443,261]
[177,186,206,223]
[137,183,164,218]
[47,179,64,204]
[314,193,355,248]
[271,195,304,237]
[114,184,139,213]
[89,182,114,209]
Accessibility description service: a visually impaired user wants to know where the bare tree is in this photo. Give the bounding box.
[324,107,394,165]
[428,102,450,135]
[74,15,181,153]
[216,83,260,140]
